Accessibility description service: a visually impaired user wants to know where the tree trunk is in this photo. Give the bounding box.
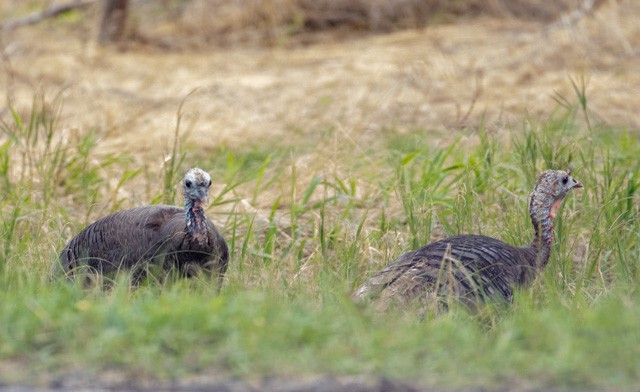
[98,0,128,44]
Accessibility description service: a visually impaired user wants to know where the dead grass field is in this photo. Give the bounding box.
[0,0,637,229]
[1,1,638,164]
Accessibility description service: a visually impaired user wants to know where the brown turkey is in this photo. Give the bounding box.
[353,169,583,310]
[56,168,229,287]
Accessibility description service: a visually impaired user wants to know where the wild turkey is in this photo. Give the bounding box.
[56,168,229,286]
[353,169,583,310]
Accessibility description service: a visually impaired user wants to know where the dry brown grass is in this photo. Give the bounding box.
[176,0,598,47]
[0,1,604,47]
[0,1,638,213]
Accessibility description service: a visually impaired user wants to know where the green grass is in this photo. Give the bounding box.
[1,93,639,390]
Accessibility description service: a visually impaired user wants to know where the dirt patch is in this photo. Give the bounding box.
[3,374,428,392]
[0,372,581,392]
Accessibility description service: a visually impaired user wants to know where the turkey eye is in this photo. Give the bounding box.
[562,176,569,185]
[185,180,192,188]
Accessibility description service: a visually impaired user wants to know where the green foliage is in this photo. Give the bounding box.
[0,93,639,389]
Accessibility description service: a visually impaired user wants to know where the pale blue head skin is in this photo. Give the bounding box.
[529,169,583,246]
[183,168,212,208]
[183,168,212,235]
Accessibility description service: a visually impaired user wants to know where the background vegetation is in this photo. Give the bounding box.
[1,90,639,390]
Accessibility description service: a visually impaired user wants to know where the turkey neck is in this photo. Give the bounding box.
[528,188,558,270]
[185,199,208,243]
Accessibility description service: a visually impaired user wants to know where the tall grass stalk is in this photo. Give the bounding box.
[0,94,639,389]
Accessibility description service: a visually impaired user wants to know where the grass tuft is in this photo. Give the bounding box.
[0,93,639,389]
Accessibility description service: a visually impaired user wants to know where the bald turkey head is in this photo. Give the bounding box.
[183,168,213,240]
[529,169,582,249]
[183,168,212,208]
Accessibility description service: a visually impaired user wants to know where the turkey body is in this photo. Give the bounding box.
[354,169,583,310]
[58,205,229,285]
[355,234,538,307]
[56,168,229,287]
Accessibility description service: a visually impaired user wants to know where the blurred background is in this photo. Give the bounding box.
[0,0,638,161]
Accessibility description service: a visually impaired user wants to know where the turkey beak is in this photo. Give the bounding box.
[192,190,210,208]
[572,180,583,189]
[200,190,210,205]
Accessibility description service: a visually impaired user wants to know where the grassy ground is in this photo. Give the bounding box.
[0,89,639,390]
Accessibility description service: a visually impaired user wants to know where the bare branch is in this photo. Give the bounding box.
[0,0,96,31]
